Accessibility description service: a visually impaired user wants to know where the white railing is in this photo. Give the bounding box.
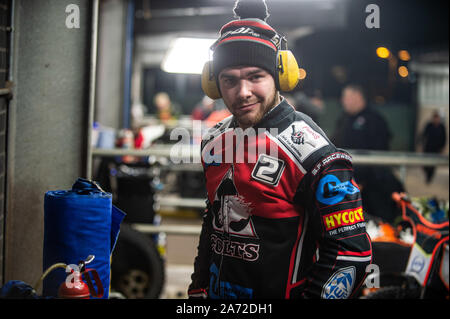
[93,146,449,236]
[92,146,449,168]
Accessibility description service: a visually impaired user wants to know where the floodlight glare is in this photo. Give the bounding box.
[161,37,216,74]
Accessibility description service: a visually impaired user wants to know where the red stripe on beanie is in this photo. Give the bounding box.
[218,35,277,51]
[220,19,275,33]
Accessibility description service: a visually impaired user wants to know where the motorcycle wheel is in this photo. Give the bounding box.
[111,224,165,299]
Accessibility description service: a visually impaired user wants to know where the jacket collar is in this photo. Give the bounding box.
[254,96,295,130]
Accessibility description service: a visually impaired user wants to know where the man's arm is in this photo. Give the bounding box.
[296,154,372,298]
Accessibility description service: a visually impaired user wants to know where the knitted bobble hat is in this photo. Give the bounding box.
[212,0,282,81]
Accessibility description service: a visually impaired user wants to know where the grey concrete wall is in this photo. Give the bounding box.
[5,0,91,285]
[95,0,126,129]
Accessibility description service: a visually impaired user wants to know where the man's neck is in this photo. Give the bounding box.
[348,105,367,117]
[270,92,282,111]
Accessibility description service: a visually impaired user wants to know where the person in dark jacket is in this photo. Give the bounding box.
[333,85,391,150]
[333,84,404,223]
[420,111,447,183]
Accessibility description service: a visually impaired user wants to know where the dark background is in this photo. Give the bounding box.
[133,0,449,150]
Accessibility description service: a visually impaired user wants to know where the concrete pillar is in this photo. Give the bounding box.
[95,0,127,129]
[5,0,92,285]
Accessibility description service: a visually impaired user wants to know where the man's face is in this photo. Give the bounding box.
[341,88,366,115]
[218,66,279,129]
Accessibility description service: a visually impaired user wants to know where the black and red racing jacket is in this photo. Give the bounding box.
[188,98,372,299]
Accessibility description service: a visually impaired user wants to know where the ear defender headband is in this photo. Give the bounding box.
[201,0,300,100]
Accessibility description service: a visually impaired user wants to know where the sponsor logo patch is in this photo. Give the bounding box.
[316,174,360,205]
[321,266,355,299]
[411,255,426,273]
[278,121,329,162]
[323,207,364,231]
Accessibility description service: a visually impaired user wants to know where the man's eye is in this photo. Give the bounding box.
[223,78,235,85]
[249,75,263,81]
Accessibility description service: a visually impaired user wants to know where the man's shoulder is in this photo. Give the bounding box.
[201,115,234,148]
[268,111,338,172]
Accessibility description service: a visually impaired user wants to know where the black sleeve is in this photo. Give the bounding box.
[367,112,391,150]
[187,199,212,298]
[296,154,372,298]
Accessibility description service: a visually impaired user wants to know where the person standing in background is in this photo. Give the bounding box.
[419,110,447,184]
[333,84,404,223]
[153,92,180,122]
[333,84,391,150]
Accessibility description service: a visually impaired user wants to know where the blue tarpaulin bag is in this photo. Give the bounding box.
[42,178,125,298]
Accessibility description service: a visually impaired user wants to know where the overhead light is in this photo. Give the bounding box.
[161,37,216,74]
[398,66,409,78]
[398,50,411,61]
[376,47,390,59]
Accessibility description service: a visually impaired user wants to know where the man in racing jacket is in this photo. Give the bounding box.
[188,0,372,299]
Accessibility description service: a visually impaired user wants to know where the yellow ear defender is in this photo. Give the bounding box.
[201,61,221,100]
[201,50,300,100]
[277,50,300,92]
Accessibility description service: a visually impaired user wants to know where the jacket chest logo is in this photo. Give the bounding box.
[212,167,257,238]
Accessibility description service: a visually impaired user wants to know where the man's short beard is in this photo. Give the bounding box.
[257,90,280,122]
[266,90,280,113]
[234,90,280,129]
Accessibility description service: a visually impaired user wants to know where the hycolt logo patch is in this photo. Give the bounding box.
[251,154,285,186]
[278,121,329,162]
[323,207,364,231]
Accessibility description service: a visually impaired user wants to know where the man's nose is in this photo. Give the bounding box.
[237,80,252,100]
